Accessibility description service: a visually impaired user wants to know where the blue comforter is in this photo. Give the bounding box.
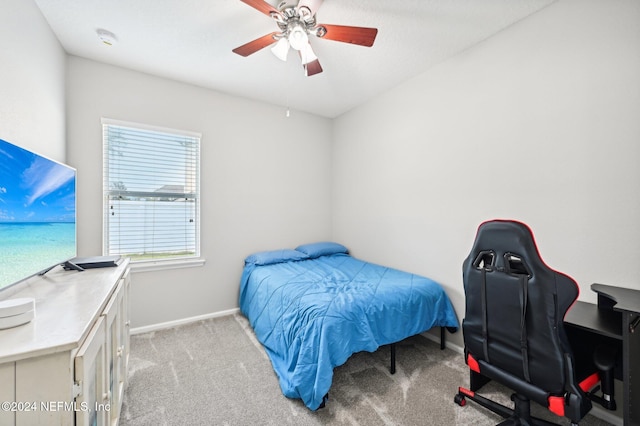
[239,253,459,410]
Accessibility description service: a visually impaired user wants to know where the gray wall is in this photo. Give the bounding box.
[65,57,333,327]
[332,0,640,347]
[0,0,66,160]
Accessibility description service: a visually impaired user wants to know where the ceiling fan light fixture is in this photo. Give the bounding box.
[288,23,308,51]
[313,26,327,38]
[270,11,285,25]
[300,42,317,65]
[232,0,379,78]
[298,6,312,21]
[271,37,290,61]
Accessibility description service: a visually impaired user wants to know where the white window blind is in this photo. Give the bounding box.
[102,119,200,263]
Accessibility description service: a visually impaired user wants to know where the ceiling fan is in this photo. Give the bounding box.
[232,0,378,77]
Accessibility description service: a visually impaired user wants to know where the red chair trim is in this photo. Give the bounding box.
[458,387,475,398]
[548,395,565,417]
[579,372,600,393]
[467,353,480,373]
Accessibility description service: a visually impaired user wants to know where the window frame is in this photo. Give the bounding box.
[101,118,204,271]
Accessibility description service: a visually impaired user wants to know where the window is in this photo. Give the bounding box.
[102,119,201,266]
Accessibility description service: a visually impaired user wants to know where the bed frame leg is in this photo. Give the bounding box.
[389,343,396,374]
[389,327,446,375]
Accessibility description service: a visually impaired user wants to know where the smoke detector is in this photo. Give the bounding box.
[96,29,117,46]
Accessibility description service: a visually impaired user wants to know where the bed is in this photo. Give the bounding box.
[239,242,459,410]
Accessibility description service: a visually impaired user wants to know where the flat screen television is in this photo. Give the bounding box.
[0,138,77,291]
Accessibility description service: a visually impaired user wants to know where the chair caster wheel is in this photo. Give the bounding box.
[454,393,466,406]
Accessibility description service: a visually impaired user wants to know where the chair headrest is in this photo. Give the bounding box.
[467,220,547,277]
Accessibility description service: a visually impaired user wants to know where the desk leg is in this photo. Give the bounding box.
[624,312,640,426]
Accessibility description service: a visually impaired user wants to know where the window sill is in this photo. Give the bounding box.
[129,257,206,273]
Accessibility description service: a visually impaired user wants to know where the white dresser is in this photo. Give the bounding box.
[0,259,130,426]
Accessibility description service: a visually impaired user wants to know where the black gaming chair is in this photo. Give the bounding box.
[454,220,615,425]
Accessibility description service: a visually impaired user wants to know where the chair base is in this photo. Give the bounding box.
[455,388,579,426]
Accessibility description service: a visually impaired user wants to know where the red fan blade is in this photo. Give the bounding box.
[232,32,279,56]
[316,24,378,47]
[297,0,323,16]
[305,59,323,76]
[239,0,278,16]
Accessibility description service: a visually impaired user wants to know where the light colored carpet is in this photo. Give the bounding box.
[119,314,614,425]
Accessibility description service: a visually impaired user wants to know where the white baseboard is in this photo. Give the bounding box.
[421,329,464,354]
[130,308,240,335]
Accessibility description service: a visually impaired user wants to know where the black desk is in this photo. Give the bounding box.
[564,283,640,426]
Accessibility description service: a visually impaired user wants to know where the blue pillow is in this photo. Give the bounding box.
[295,242,348,258]
[245,249,309,266]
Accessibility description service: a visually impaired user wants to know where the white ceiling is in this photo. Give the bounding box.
[34,0,555,118]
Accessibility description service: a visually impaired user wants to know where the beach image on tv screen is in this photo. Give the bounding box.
[0,139,76,289]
